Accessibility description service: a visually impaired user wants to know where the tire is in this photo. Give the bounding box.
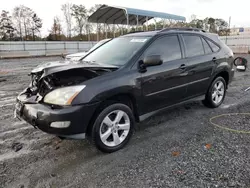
[91,103,135,153]
[203,76,226,108]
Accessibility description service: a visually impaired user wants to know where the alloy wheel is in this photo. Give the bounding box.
[212,80,225,105]
[99,110,130,147]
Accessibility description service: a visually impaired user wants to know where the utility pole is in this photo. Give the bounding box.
[225,16,231,45]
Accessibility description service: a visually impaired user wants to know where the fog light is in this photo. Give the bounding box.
[50,121,71,128]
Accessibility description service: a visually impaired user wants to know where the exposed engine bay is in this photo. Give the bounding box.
[31,68,115,96]
[21,67,118,104]
[16,59,119,104]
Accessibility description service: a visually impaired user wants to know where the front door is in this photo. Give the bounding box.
[138,35,189,115]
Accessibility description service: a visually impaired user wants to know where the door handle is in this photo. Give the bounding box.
[212,57,217,62]
[179,64,186,70]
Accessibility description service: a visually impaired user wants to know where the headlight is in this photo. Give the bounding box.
[44,85,86,105]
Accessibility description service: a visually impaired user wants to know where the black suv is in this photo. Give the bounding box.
[15,28,234,152]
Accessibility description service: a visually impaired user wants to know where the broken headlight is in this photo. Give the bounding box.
[43,85,86,105]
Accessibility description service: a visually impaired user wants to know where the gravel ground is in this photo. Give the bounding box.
[0,55,250,188]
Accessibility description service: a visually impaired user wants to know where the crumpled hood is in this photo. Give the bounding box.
[31,60,78,73]
[31,60,119,77]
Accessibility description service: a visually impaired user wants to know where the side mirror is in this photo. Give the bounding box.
[234,57,248,71]
[143,55,163,67]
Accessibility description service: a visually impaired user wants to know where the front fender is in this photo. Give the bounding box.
[71,69,142,105]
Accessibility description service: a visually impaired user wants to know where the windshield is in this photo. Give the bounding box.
[83,37,150,66]
[88,39,110,52]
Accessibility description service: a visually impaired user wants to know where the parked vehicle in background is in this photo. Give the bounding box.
[15,28,235,153]
[29,38,112,74]
[65,38,111,61]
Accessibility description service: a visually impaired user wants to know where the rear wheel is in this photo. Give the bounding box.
[91,103,134,153]
[203,76,226,108]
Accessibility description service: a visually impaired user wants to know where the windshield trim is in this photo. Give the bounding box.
[79,39,112,61]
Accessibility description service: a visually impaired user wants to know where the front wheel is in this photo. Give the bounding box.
[91,103,135,153]
[203,76,226,108]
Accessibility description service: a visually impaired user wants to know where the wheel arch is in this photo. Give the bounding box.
[211,70,229,88]
[86,93,139,136]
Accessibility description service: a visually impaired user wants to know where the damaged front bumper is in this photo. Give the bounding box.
[14,92,99,139]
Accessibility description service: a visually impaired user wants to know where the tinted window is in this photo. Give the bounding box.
[201,38,212,54]
[183,35,204,57]
[144,35,181,62]
[207,40,220,52]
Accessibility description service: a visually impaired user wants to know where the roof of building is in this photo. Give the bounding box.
[88,4,186,25]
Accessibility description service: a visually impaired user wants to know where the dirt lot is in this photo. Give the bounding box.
[0,56,250,188]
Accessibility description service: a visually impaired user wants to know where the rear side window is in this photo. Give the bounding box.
[201,38,212,54]
[144,35,182,62]
[183,35,204,57]
[206,40,220,52]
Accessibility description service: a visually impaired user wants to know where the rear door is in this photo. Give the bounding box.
[181,34,216,98]
[139,34,189,114]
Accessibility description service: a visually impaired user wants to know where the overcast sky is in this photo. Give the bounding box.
[2,0,249,36]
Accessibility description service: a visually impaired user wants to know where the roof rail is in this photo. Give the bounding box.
[160,27,206,33]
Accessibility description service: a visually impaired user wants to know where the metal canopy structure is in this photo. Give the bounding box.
[88,4,186,25]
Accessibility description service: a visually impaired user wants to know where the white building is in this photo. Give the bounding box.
[230,27,250,36]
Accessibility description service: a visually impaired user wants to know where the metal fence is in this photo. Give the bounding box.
[1,36,250,58]
[220,35,250,46]
[0,41,97,58]
[220,35,250,53]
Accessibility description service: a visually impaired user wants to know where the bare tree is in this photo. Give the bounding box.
[31,13,42,40]
[71,4,87,39]
[22,7,33,38]
[61,3,73,39]
[13,5,42,40]
[47,16,63,40]
[0,10,16,40]
[88,4,104,40]
[88,4,102,15]
[13,5,24,40]
[86,4,102,40]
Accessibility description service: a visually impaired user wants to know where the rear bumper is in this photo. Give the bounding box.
[15,99,99,139]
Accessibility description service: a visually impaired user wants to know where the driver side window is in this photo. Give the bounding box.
[144,35,182,62]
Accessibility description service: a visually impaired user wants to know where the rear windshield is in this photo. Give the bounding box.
[83,37,150,66]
